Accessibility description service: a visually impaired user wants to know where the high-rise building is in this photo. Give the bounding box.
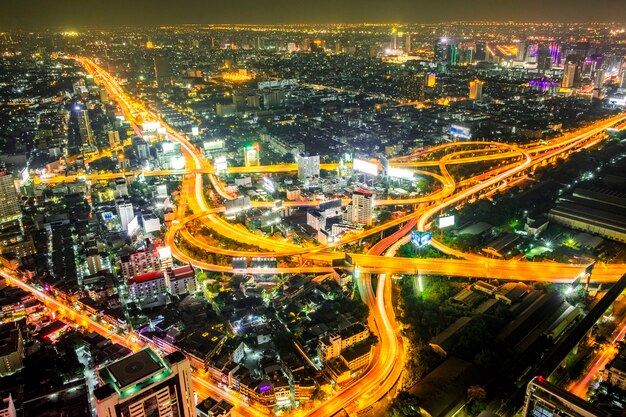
[401,73,426,101]
[427,73,436,88]
[296,154,320,182]
[78,109,96,148]
[0,323,23,377]
[537,44,552,71]
[94,349,195,417]
[404,33,412,54]
[474,41,487,61]
[517,40,527,61]
[120,248,170,279]
[469,79,484,101]
[562,63,577,88]
[153,56,173,88]
[447,44,459,66]
[434,37,450,62]
[621,71,626,89]
[595,68,605,89]
[0,169,21,229]
[115,199,135,232]
[522,376,609,417]
[346,190,374,226]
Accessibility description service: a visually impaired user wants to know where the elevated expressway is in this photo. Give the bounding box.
[26,57,626,417]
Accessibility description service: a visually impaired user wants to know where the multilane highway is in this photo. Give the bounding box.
[22,56,626,416]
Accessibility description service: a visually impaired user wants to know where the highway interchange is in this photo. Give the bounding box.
[5,56,626,416]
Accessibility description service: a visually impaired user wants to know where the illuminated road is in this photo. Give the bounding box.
[0,269,266,417]
[71,56,626,417]
[568,316,626,399]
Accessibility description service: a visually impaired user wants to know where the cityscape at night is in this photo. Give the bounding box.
[2,3,626,417]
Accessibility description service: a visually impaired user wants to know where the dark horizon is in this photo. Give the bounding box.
[2,0,626,30]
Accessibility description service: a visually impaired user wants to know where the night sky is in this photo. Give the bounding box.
[1,0,626,29]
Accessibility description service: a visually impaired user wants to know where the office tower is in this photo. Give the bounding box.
[517,40,527,61]
[537,44,552,71]
[595,68,605,89]
[461,47,473,65]
[427,73,436,88]
[115,199,135,232]
[296,154,320,182]
[469,79,484,100]
[348,190,374,226]
[404,33,412,54]
[522,376,609,417]
[621,71,626,89]
[549,42,561,64]
[434,37,450,62]
[474,41,487,61]
[447,44,459,66]
[153,56,173,88]
[78,109,96,148]
[0,169,21,228]
[94,349,195,417]
[335,40,342,53]
[401,73,426,101]
[562,63,577,88]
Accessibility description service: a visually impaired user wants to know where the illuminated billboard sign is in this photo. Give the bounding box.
[353,158,378,176]
[192,126,199,136]
[388,167,414,180]
[438,215,455,228]
[158,246,172,260]
[204,140,225,151]
[450,124,471,139]
[244,143,260,167]
[214,156,228,173]
[411,231,432,248]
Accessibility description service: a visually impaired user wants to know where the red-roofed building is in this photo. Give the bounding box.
[167,265,197,295]
[128,270,166,300]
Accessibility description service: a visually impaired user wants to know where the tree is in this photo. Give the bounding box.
[387,391,422,417]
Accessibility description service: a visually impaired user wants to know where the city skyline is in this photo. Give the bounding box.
[1,18,626,417]
[3,0,626,29]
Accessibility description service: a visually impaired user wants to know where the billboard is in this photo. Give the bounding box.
[438,215,456,228]
[192,126,199,136]
[204,140,225,151]
[450,124,471,139]
[244,143,260,167]
[158,246,172,260]
[411,231,432,248]
[388,167,414,180]
[353,158,378,176]
[214,156,228,173]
